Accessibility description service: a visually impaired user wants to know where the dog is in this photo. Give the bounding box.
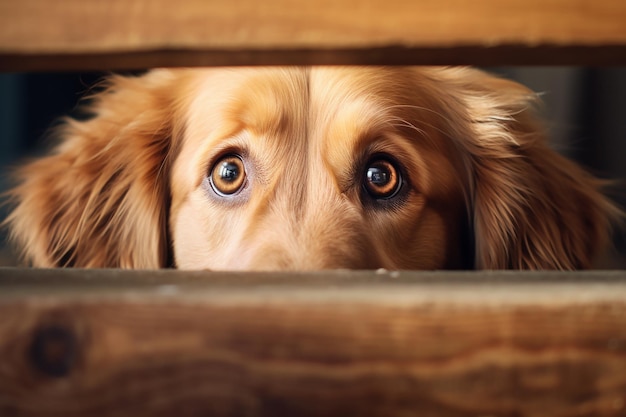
[4,67,621,270]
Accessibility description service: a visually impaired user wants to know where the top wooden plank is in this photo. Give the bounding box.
[1,0,626,69]
[3,0,626,52]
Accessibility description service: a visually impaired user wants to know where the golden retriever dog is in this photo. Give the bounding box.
[4,67,621,270]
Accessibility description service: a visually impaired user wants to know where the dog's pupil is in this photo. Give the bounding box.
[219,162,239,182]
[367,167,389,186]
[364,159,401,199]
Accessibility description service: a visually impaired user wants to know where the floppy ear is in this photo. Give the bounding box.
[439,68,621,269]
[4,70,181,268]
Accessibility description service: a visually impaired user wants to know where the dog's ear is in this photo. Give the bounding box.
[4,70,181,268]
[437,68,621,269]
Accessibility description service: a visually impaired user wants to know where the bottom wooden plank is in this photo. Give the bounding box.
[0,268,625,416]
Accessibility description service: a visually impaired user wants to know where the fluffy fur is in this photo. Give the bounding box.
[4,67,621,270]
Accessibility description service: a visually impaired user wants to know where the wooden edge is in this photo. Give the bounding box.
[2,267,626,289]
[0,269,626,416]
[2,45,626,72]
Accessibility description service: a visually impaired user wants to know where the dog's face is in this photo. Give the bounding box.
[5,67,620,270]
[171,68,468,270]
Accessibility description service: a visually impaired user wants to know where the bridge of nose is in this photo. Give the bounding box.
[244,172,379,271]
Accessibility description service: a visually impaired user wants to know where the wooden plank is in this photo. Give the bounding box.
[1,268,626,416]
[1,0,626,69]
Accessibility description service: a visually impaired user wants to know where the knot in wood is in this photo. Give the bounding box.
[29,324,78,378]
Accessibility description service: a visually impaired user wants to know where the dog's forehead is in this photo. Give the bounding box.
[180,67,446,184]
[187,66,425,119]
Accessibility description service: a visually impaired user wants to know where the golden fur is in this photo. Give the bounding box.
[4,67,621,270]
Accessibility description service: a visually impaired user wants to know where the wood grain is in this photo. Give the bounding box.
[0,268,625,416]
[1,0,626,69]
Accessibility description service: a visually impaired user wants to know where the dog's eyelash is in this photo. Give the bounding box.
[389,119,427,134]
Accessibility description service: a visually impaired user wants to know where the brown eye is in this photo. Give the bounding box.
[364,158,402,199]
[209,155,246,196]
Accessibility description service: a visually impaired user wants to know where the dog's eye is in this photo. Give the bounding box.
[209,155,246,196]
[364,158,402,199]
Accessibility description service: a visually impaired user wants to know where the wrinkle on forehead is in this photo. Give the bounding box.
[226,68,309,139]
[184,67,308,139]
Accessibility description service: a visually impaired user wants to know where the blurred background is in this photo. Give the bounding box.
[0,68,624,267]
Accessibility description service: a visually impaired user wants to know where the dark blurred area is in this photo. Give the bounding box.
[0,68,625,267]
